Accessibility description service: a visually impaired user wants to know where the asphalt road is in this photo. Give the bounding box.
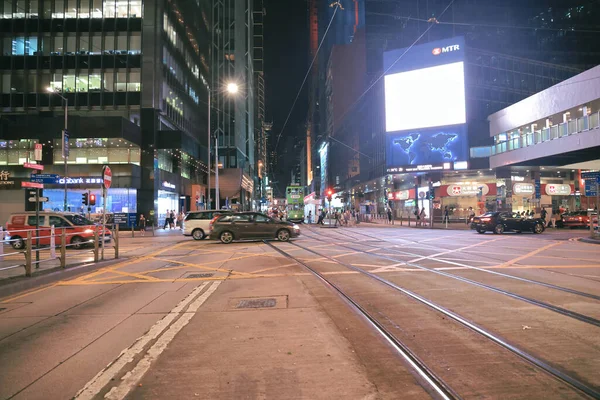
[0,225,598,399]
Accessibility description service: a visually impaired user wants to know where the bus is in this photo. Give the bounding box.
[286,185,305,223]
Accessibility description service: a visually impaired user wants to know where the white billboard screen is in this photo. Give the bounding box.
[384,61,466,132]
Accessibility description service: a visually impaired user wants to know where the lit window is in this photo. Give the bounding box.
[127,71,140,91]
[89,73,101,91]
[77,73,89,92]
[50,73,63,91]
[63,74,76,93]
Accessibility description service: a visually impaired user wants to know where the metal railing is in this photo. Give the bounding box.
[0,224,120,279]
[472,111,600,158]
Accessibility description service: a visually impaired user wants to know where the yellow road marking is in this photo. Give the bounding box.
[248,263,298,274]
[150,257,243,275]
[498,242,564,267]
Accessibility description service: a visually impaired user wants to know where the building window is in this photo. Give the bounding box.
[65,0,77,18]
[63,74,76,93]
[128,71,140,91]
[91,34,101,54]
[115,71,126,92]
[103,71,114,92]
[28,0,39,18]
[10,37,38,55]
[53,0,65,18]
[50,73,63,91]
[79,0,90,17]
[130,32,141,54]
[53,33,64,55]
[103,0,116,18]
[129,0,141,17]
[105,34,115,52]
[77,72,88,92]
[2,0,13,18]
[89,72,101,91]
[91,0,102,18]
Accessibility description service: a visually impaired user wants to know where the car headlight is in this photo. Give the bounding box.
[292,224,300,230]
[84,228,94,234]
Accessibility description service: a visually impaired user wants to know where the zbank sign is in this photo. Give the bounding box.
[432,44,460,56]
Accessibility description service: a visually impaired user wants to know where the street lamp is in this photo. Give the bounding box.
[207,82,239,210]
[47,87,68,212]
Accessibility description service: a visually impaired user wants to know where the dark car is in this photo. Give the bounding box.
[209,212,301,244]
[472,212,545,234]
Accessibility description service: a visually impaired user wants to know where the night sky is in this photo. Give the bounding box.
[264,0,309,196]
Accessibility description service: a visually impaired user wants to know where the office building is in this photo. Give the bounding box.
[0,0,211,226]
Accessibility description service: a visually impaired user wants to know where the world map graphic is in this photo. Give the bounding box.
[388,129,466,167]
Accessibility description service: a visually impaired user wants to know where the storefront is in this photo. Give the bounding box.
[387,188,416,218]
[438,182,498,218]
[540,183,575,212]
[510,181,535,213]
[158,179,179,226]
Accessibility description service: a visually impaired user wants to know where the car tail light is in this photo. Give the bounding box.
[209,216,218,232]
[578,217,583,221]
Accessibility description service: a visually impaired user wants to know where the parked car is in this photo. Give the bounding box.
[562,211,598,229]
[471,212,545,234]
[182,210,234,240]
[5,212,111,250]
[209,212,301,244]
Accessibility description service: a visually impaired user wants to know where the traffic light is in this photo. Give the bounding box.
[429,189,435,200]
[89,193,96,206]
[326,189,333,202]
[82,193,89,205]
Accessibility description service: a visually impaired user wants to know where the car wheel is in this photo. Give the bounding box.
[277,229,291,242]
[220,231,234,244]
[192,229,205,240]
[533,223,544,234]
[494,224,504,234]
[11,236,24,250]
[476,229,485,234]
[71,236,84,250]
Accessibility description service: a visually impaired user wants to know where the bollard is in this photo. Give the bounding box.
[132,225,135,238]
[50,225,56,259]
[94,228,99,263]
[0,227,3,257]
[25,231,32,277]
[114,225,119,259]
[60,229,66,268]
[152,224,155,236]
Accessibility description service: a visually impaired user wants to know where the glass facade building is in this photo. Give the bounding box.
[0,0,211,226]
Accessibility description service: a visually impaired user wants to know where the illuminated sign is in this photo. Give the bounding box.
[0,170,15,186]
[513,182,535,195]
[387,190,410,201]
[545,184,572,196]
[432,44,460,56]
[446,183,490,197]
[162,181,176,189]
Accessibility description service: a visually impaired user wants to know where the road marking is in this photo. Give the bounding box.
[74,281,217,400]
[103,281,221,399]
[407,237,508,263]
[498,242,564,267]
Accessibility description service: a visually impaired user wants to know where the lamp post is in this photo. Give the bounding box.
[210,82,239,211]
[47,87,68,211]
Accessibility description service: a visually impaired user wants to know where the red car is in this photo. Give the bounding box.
[562,211,598,229]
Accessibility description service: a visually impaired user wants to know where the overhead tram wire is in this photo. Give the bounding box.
[325,0,455,159]
[273,3,341,151]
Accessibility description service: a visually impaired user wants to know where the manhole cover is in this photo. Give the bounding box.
[187,273,214,278]
[236,298,277,309]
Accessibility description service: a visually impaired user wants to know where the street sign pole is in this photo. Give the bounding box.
[101,186,106,261]
[35,188,40,265]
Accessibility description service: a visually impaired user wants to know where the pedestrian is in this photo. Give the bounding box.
[177,211,184,228]
[307,210,313,224]
[139,214,146,236]
[442,206,449,224]
[414,207,420,226]
[317,209,325,225]
[387,208,393,225]
[549,209,557,228]
[344,209,351,226]
[163,211,170,229]
[170,210,175,229]
[420,207,427,226]
[541,207,548,226]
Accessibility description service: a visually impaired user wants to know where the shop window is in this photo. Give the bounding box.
[103,71,114,91]
[77,73,88,92]
[89,73,101,91]
[63,74,76,93]
[127,71,140,91]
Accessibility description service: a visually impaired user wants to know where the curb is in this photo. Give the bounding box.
[578,237,600,245]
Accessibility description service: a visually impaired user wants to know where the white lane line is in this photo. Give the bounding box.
[74,282,211,400]
[104,280,221,400]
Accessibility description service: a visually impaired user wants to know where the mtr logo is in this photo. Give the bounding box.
[432,44,460,56]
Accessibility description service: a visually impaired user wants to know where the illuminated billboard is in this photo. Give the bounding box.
[385,61,466,132]
[383,37,468,173]
[386,125,468,173]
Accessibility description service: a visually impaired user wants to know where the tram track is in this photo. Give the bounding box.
[265,239,600,399]
[308,227,600,302]
[300,228,600,328]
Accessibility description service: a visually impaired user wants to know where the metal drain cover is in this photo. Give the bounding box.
[187,273,214,278]
[236,298,277,309]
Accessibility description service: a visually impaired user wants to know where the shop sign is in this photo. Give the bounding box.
[162,181,176,189]
[446,183,489,197]
[387,190,410,201]
[513,182,535,195]
[0,170,15,186]
[58,176,104,185]
[545,184,572,196]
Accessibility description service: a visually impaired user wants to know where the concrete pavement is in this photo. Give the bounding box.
[1,224,599,399]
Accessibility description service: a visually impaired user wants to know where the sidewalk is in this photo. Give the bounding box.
[364,218,472,230]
